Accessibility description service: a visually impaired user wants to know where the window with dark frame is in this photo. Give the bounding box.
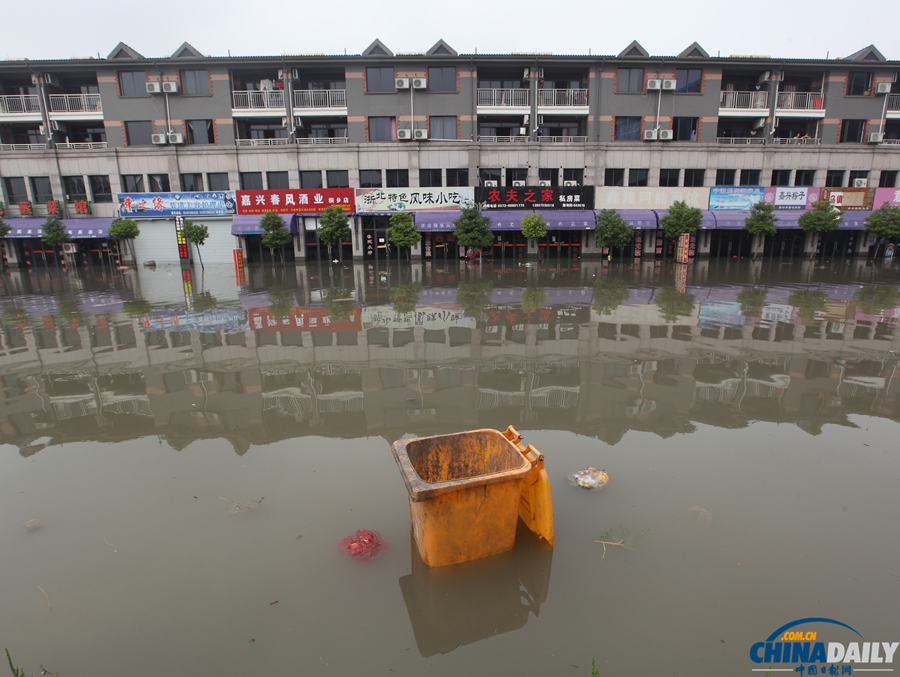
[30,176,53,202]
[846,71,873,96]
[848,170,869,187]
[148,174,170,192]
[385,169,409,188]
[675,69,702,93]
[683,169,705,187]
[794,170,816,186]
[89,175,112,202]
[118,71,148,97]
[419,169,442,187]
[359,170,382,188]
[659,169,680,187]
[366,67,395,93]
[880,170,899,188]
[267,172,290,189]
[715,169,736,186]
[368,116,394,141]
[563,169,583,185]
[446,169,468,187]
[740,169,761,186]
[207,173,229,190]
[628,169,649,187]
[125,121,154,146]
[605,168,625,187]
[121,175,144,192]
[771,170,792,186]
[300,171,323,189]
[180,173,203,191]
[3,177,27,202]
[240,172,263,190]
[479,168,501,185]
[840,119,866,143]
[617,68,644,93]
[428,67,456,92]
[507,168,528,184]
[326,170,349,188]
[615,116,641,141]
[673,117,698,141]
[825,170,845,187]
[430,116,457,139]
[538,168,557,186]
[181,70,210,96]
[63,176,87,201]
[186,120,213,145]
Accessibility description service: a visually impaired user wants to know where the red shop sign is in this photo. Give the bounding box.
[236,189,355,215]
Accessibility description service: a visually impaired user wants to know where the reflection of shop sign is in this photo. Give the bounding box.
[354,188,474,212]
[478,186,594,210]
[365,232,375,256]
[362,306,475,330]
[236,189,354,215]
[634,230,643,258]
[248,306,361,333]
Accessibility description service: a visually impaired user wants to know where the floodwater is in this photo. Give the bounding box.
[1,257,899,676]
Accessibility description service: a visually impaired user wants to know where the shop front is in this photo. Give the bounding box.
[413,211,460,263]
[232,214,298,264]
[2,218,117,268]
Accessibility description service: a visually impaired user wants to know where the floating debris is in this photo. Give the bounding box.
[219,497,265,514]
[337,529,386,561]
[688,506,713,527]
[568,468,609,490]
[25,519,42,532]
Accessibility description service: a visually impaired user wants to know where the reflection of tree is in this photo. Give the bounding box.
[56,297,83,327]
[737,287,768,318]
[855,286,900,316]
[788,289,828,323]
[390,283,422,315]
[655,288,696,323]
[521,288,546,313]
[325,290,354,323]
[457,280,494,318]
[192,292,218,313]
[123,298,153,319]
[2,306,28,326]
[267,284,296,320]
[593,276,629,315]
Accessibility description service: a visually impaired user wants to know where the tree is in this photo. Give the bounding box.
[521,288,546,313]
[109,218,140,264]
[325,291,355,323]
[41,216,69,265]
[864,202,900,242]
[593,275,630,315]
[743,202,778,236]
[390,282,422,314]
[856,286,900,316]
[317,206,351,262]
[737,287,768,318]
[457,279,494,318]
[387,212,420,260]
[659,201,703,240]
[655,287,696,322]
[788,289,828,323]
[798,201,843,233]
[520,213,548,246]
[123,298,153,319]
[260,212,292,264]
[0,216,10,238]
[182,220,209,268]
[594,209,634,256]
[453,206,494,258]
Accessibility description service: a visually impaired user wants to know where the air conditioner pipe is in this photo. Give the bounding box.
[655,59,665,131]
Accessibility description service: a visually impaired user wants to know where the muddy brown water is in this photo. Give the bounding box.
[1,258,899,676]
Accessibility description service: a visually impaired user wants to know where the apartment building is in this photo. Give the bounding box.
[1,39,899,266]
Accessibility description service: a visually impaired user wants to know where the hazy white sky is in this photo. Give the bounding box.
[6,0,896,61]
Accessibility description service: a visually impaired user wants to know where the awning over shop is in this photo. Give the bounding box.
[231,214,299,235]
[413,211,460,232]
[653,209,715,230]
[486,211,528,231]
[3,217,112,238]
[543,210,596,230]
[615,210,658,229]
[771,212,804,228]
[712,211,751,229]
[838,211,871,230]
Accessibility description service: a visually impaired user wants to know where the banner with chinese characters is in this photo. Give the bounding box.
[362,306,475,330]
[477,186,594,210]
[709,187,765,210]
[874,187,900,208]
[236,189,354,215]
[762,186,821,210]
[593,187,708,210]
[354,188,474,213]
[248,305,361,333]
[821,188,876,211]
[117,192,237,218]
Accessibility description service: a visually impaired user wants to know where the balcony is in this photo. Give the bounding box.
[775,91,825,117]
[296,136,348,145]
[292,89,347,113]
[48,94,103,120]
[478,135,529,143]
[235,137,293,147]
[232,90,286,116]
[0,95,42,121]
[537,135,588,143]
[477,88,529,113]
[715,137,820,146]
[719,91,768,115]
[0,143,47,151]
[537,88,588,110]
[887,94,900,119]
[56,141,108,150]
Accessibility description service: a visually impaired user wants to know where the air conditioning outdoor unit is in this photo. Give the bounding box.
[523,114,530,125]
[662,79,677,91]
[646,79,662,90]
[281,117,289,128]
[658,129,675,141]
[395,77,410,89]
[483,180,498,187]
[50,120,62,131]
[294,117,302,128]
[146,82,162,94]
[397,129,413,140]
[162,81,179,94]
[643,129,658,141]
[38,125,46,137]
[277,69,299,80]
[754,118,767,129]
[512,180,526,187]
[151,133,168,145]
[167,132,184,144]
[413,128,428,140]
[412,77,427,89]
[62,243,76,254]
[868,132,885,144]
[853,178,868,187]
[758,71,771,84]
[539,180,552,187]
[519,127,528,135]
[563,180,579,187]
[876,82,892,94]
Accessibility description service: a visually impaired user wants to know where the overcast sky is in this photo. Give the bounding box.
[6,0,896,62]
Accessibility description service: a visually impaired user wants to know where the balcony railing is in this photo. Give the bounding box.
[716,137,766,145]
[879,138,900,145]
[477,88,529,107]
[478,135,529,143]
[537,135,588,143]
[0,94,41,114]
[888,94,900,111]
[56,141,108,150]
[296,136,348,145]
[0,143,47,151]
[48,93,102,113]
[538,89,588,107]
[292,89,346,109]
[719,91,768,109]
[776,91,825,110]
[232,90,285,110]
[771,137,821,145]
[235,138,293,147]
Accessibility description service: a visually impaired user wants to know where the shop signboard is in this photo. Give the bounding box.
[874,187,900,208]
[762,186,821,210]
[709,186,765,210]
[354,188,474,213]
[477,186,594,210]
[236,188,354,215]
[821,187,876,211]
[594,187,708,210]
[118,191,237,218]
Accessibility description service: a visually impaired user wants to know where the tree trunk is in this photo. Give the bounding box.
[196,245,205,269]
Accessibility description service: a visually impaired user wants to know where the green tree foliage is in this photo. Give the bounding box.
[453,206,494,251]
[655,287,696,322]
[182,220,209,268]
[0,216,11,238]
[123,298,153,319]
[855,285,900,316]
[743,202,778,236]
[260,212,292,263]
[192,291,218,313]
[457,280,494,318]
[521,288,546,313]
[659,201,703,239]
[788,289,828,323]
[267,281,297,320]
[317,206,351,261]
[325,292,355,322]
[520,213,548,241]
[390,282,422,314]
[593,275,630,315]
[798,201,843,233]
[594,209,634,250]
[737,287,768,318]
[387,212,420,259]
[41,216,70,247]
[864,202,900,241]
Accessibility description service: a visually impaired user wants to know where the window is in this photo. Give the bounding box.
[617,68,644,93]
[186,120,213,145]
[794,170,816,186]
[118,71,148,97]
[359,170,382,188]
[846,71,873,96]
[840,119,866,143]
[673,117,698,141]
[267,172,290,189]
[740,169,761,186]
[771,170,792,186]
[180,173,203,191]
[368,116,394,141]
[715,169,736,186]
[30,177,53,202]
[428,67,456,92]
[848,170,869,187]
[326,170,349,188]
[683,169,705,187]
[63,176,87,201]
[125,121,154,146]
[149,174,170,192]
[480,168,501,185]
[89,175,112,203]
[446,169,468,187]
[3,177,27,202]
[660,169,680,187]
[240,172,263,190]
[386,169,409,188]
[880,170,899,188]
[181,70,210,96]
[825,170,845,187]
[430,116,457,139]
[563,168,583,185]
[628,169,649,187]
[208,173,229,190]
[366,67,395,93]
[507,168,528,184]
[121,175,144,192]
[538,168,557,186]
[615,116,641,141]
[605,168,625,187]
[675,69,702,93]
[420,169,442,187]
[299,171,322,189]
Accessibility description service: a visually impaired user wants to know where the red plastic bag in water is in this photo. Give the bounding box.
[337,529,386,561]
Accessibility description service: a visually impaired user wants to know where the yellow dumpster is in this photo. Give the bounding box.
[391,426,553,566]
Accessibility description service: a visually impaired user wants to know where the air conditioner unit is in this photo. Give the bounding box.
[151,133,168,145]
[512,180,526,187]
[397,129,413,140]
[161,81,179,94]
[33,73,58,86]
[563,180,579,187]
[281,117,289,128]
[395,77,410,89]
[519,127,528,135]
[294,117,302,128]
[167,132,184,144]
[50,120,63,132]
[277,68,299,80]
[758,71,771,84]
[876,82,892,94]
[643,129,658,141]
[539,180,552,187]
[523,114,530,125]
[483,180,498,187]
[661,79,677,91]
[537,115,544,125]
[647,79,662,90]
[658,129,675,141]
[523,67,531,80]
[868,132,885,144]
[62,243,76,254]
[38,124,46,137]
[852,178,868,188]
[773,71,784,81]
[146,82,162,94]
[412,77,427,89]
[754,117,767,129]
[413,129,428,140]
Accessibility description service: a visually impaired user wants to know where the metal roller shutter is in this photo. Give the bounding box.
[132,221,182,264]
[187,218,237,264]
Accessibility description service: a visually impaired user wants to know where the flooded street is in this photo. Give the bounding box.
[2,258,900,676]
